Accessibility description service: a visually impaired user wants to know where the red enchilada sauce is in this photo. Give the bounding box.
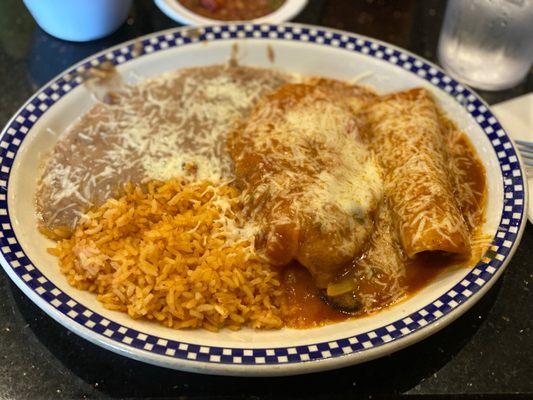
[179,0,286,21]
[282,253,481,328]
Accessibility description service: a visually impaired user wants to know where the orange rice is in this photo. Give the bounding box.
[49,179,283,331]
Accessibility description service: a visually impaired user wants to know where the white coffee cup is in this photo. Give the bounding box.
[23,0,133,42]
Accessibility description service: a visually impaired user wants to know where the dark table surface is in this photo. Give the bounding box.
[0,0,531,398]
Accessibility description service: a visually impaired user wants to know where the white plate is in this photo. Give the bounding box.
[154,0,308,25]
[0,24,527,376]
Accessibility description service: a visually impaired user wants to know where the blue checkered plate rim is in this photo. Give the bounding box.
[0,23,527,376]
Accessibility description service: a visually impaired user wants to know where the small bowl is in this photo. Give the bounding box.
[23,0,133,42]
[154,0,308,25]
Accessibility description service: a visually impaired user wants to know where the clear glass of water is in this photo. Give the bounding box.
[438,0,533,91]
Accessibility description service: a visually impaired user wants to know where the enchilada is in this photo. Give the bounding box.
[228,82,382,288]
[364,88,472,258]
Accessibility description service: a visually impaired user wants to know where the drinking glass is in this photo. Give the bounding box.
[438,0,533,91]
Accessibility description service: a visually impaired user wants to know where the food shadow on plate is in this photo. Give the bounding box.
[9,276,503,397]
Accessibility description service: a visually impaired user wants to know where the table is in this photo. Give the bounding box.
[0,0,531,398]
